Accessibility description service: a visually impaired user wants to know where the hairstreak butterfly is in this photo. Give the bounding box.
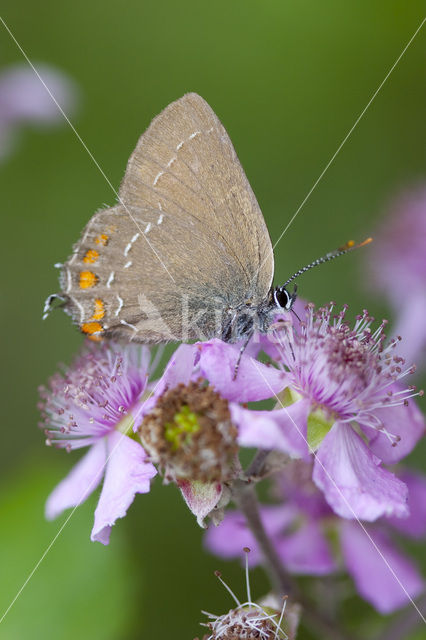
[44,93,371,370]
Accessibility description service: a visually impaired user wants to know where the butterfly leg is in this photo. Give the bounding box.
[232,329,254,380]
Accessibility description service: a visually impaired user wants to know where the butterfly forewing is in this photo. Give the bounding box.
[60,93,274,343]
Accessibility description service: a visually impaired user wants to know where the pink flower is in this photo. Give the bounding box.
[266,303,424,520]
[205,461,425,613]
[38,342,156,544]
[0,63,78,160]
[368,185,426,368]
[137,342,287,526]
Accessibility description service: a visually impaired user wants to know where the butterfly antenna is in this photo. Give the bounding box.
[283,237,372,287]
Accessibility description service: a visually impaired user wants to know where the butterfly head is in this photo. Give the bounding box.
[273,284,297,311]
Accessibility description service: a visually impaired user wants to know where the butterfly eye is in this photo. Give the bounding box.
[273,287,292,310]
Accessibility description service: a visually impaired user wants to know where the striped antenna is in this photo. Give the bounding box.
[283,237,372,287]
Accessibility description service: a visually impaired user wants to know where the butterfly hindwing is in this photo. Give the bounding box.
[59,93,274,342]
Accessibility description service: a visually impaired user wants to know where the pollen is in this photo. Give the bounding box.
[83,249,99,264]
[81,322,103,337]
[79,271,98,289]
[139,381,238,483]
[165,405,200,451]
[95,233,109,246]
[91,298,105,321]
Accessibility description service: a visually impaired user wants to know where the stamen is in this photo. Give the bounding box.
[243,547,252,603]
[274,596,288,640]
[214,570,241,607]
[274,302,423,435]
[139,381,238,483]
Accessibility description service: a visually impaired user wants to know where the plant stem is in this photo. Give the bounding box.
[232,477,293,593]
[246,449,272,478]
[232,476,357,640]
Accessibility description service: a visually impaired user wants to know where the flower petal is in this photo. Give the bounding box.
[91,433,156,544]
[156,343,198,391]
[277,520,336,575]
[364,394,425,464]
[0,64,77,123]
[388,470,426,539]
[204,505,297,567]
[313,423,409,520]
[45,441,106,520]
[137,344,199,420]
[231,399,310,458]
[178,479,223,528]
[393,294,426,367]
[198,339,287,402]
[341,521,424,613]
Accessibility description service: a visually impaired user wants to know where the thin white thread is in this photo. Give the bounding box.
[0,355,176,624]
[123,260,132,269]
[3,10,424,626]
[0,16,175,284]
[250,357,426,625]
[255,16,426,282]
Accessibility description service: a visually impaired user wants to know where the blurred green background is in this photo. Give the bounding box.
[0,1,425,638]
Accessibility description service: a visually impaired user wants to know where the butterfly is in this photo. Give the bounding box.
[44,93,370,365]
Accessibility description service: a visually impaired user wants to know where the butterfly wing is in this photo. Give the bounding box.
[59,93,274,342]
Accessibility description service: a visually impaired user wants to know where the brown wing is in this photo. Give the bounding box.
[59,93,274,342]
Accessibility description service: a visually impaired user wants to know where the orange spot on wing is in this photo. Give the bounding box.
[91,298,105,321]
[81,322,103,337]
[83,249,99,264]
[95,234,109,246]
[79,271,98,289]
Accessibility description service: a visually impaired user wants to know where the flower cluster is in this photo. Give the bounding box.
[205,459,426,613]
[39,303,423,546]
[39,297,424,633]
